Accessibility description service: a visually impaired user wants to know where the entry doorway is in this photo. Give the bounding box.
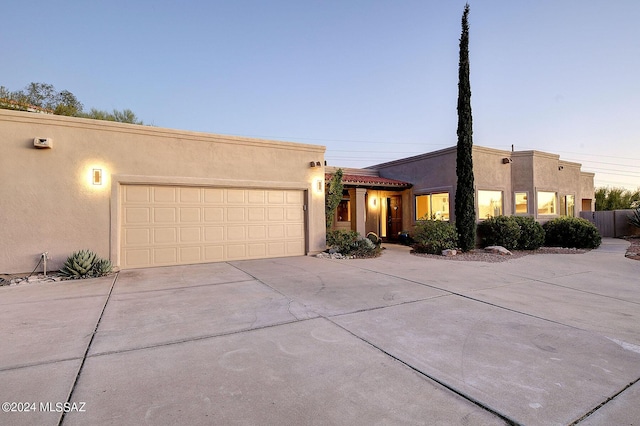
[386,195,403,240]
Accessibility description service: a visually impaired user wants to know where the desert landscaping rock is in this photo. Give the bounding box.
[484,245,513,255]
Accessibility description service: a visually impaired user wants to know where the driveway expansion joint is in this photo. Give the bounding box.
[570,376,640,425]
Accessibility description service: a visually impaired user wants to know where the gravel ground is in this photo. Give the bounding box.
[412,247,589,263]
[624,236,640,260]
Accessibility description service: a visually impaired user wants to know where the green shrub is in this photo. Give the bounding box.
[629,208,640,229]
[543,217,602,249]
[512,216,545,250]
[60,249,113,279]
[477,216,521,250]
[326,230,381,258]
[411,220,458,254]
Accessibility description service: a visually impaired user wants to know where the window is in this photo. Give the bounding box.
[561,194,575,217]
[336,199,351,222]
[537,191,557,215]
[515,192,528,214]
[415,192,449,220]
[477,190,503,219]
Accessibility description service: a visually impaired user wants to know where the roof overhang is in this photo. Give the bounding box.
[325,173,412,190]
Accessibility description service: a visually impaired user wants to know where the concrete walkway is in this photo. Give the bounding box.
[1,238,639,425]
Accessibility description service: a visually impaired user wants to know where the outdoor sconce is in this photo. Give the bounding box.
[502,157,512,164]
[314,179,323,193]
[92,168,103,185]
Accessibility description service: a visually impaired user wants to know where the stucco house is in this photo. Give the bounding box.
[327,145,595,240]
[0,109,326,273]
[1,108,596,273]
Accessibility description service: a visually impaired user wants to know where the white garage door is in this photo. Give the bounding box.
[120,185,306,269]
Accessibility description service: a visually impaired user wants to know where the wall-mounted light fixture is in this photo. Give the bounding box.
[369,196,377,209]
[92,168,103,185]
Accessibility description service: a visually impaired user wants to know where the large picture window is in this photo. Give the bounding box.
[415,192,449,220]
[537,191,557,215]
[515,192,528,214]
[477,190,503,219]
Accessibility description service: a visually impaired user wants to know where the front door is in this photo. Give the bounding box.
[387,196,403,240]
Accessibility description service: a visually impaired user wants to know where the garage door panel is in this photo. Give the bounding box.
[248,207,265,221]
[154,247,178,264]
[154,228,177,244]
[180,207,200,222]
[180,246,201,262]
[125,228,150,245]
[153,187,176,202]
[204,207,223,222]
[268,191,285,204]
[268,207,284,221]
[204,226,224,242]
[248,225,266,239]
[286,207,303,221]
[125,186,150,203]
[125,207,150,224]
[204,245,224,261]
[287,191,303,204]
[227,226,245,241]
[179,187,201,203]
[227,207,245,221]
[287,224,304,238]
[268,225,285,238]
[180,227,201,243]
[125,249,150,266]
[120,185,305,268]
[248,190,265,204]
[227,245,246,259]
[154,208,176,223]
[227,190,245,203]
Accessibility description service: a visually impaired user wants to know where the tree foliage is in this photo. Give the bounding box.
[454,3,476,252]
[325,169,344,229]
[0,82,143,124]
[595,187,640,210]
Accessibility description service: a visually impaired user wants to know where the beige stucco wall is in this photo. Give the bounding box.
[0,109,326,273]
[370,145,595,224]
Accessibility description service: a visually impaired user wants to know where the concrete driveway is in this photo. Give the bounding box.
[1,238,639,425]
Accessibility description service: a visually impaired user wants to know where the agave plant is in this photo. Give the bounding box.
[59,250,113,279]
[92,258,113,277]
[629,207,640,229]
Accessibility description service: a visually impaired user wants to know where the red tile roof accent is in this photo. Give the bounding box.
[325,173,412,188]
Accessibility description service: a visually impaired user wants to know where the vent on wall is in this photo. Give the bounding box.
[34,138,53,149]
[502,157,512,164]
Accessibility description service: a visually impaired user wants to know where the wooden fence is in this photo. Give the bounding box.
[580,210,640,237]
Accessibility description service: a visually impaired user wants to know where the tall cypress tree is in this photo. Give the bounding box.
[454,3,476,251]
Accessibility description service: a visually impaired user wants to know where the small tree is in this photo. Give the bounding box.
[454,3,476,252]
[325,169,344,229]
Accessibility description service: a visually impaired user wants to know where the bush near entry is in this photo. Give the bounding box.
[543,216,602,249]
[411,220,458,254]
[326,230,381,258]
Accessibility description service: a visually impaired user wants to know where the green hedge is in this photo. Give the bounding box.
[478,216,545,250]
[543,217,601,249]
[411,220,458,254]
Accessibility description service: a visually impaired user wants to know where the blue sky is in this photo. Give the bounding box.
[3,0,639,189]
